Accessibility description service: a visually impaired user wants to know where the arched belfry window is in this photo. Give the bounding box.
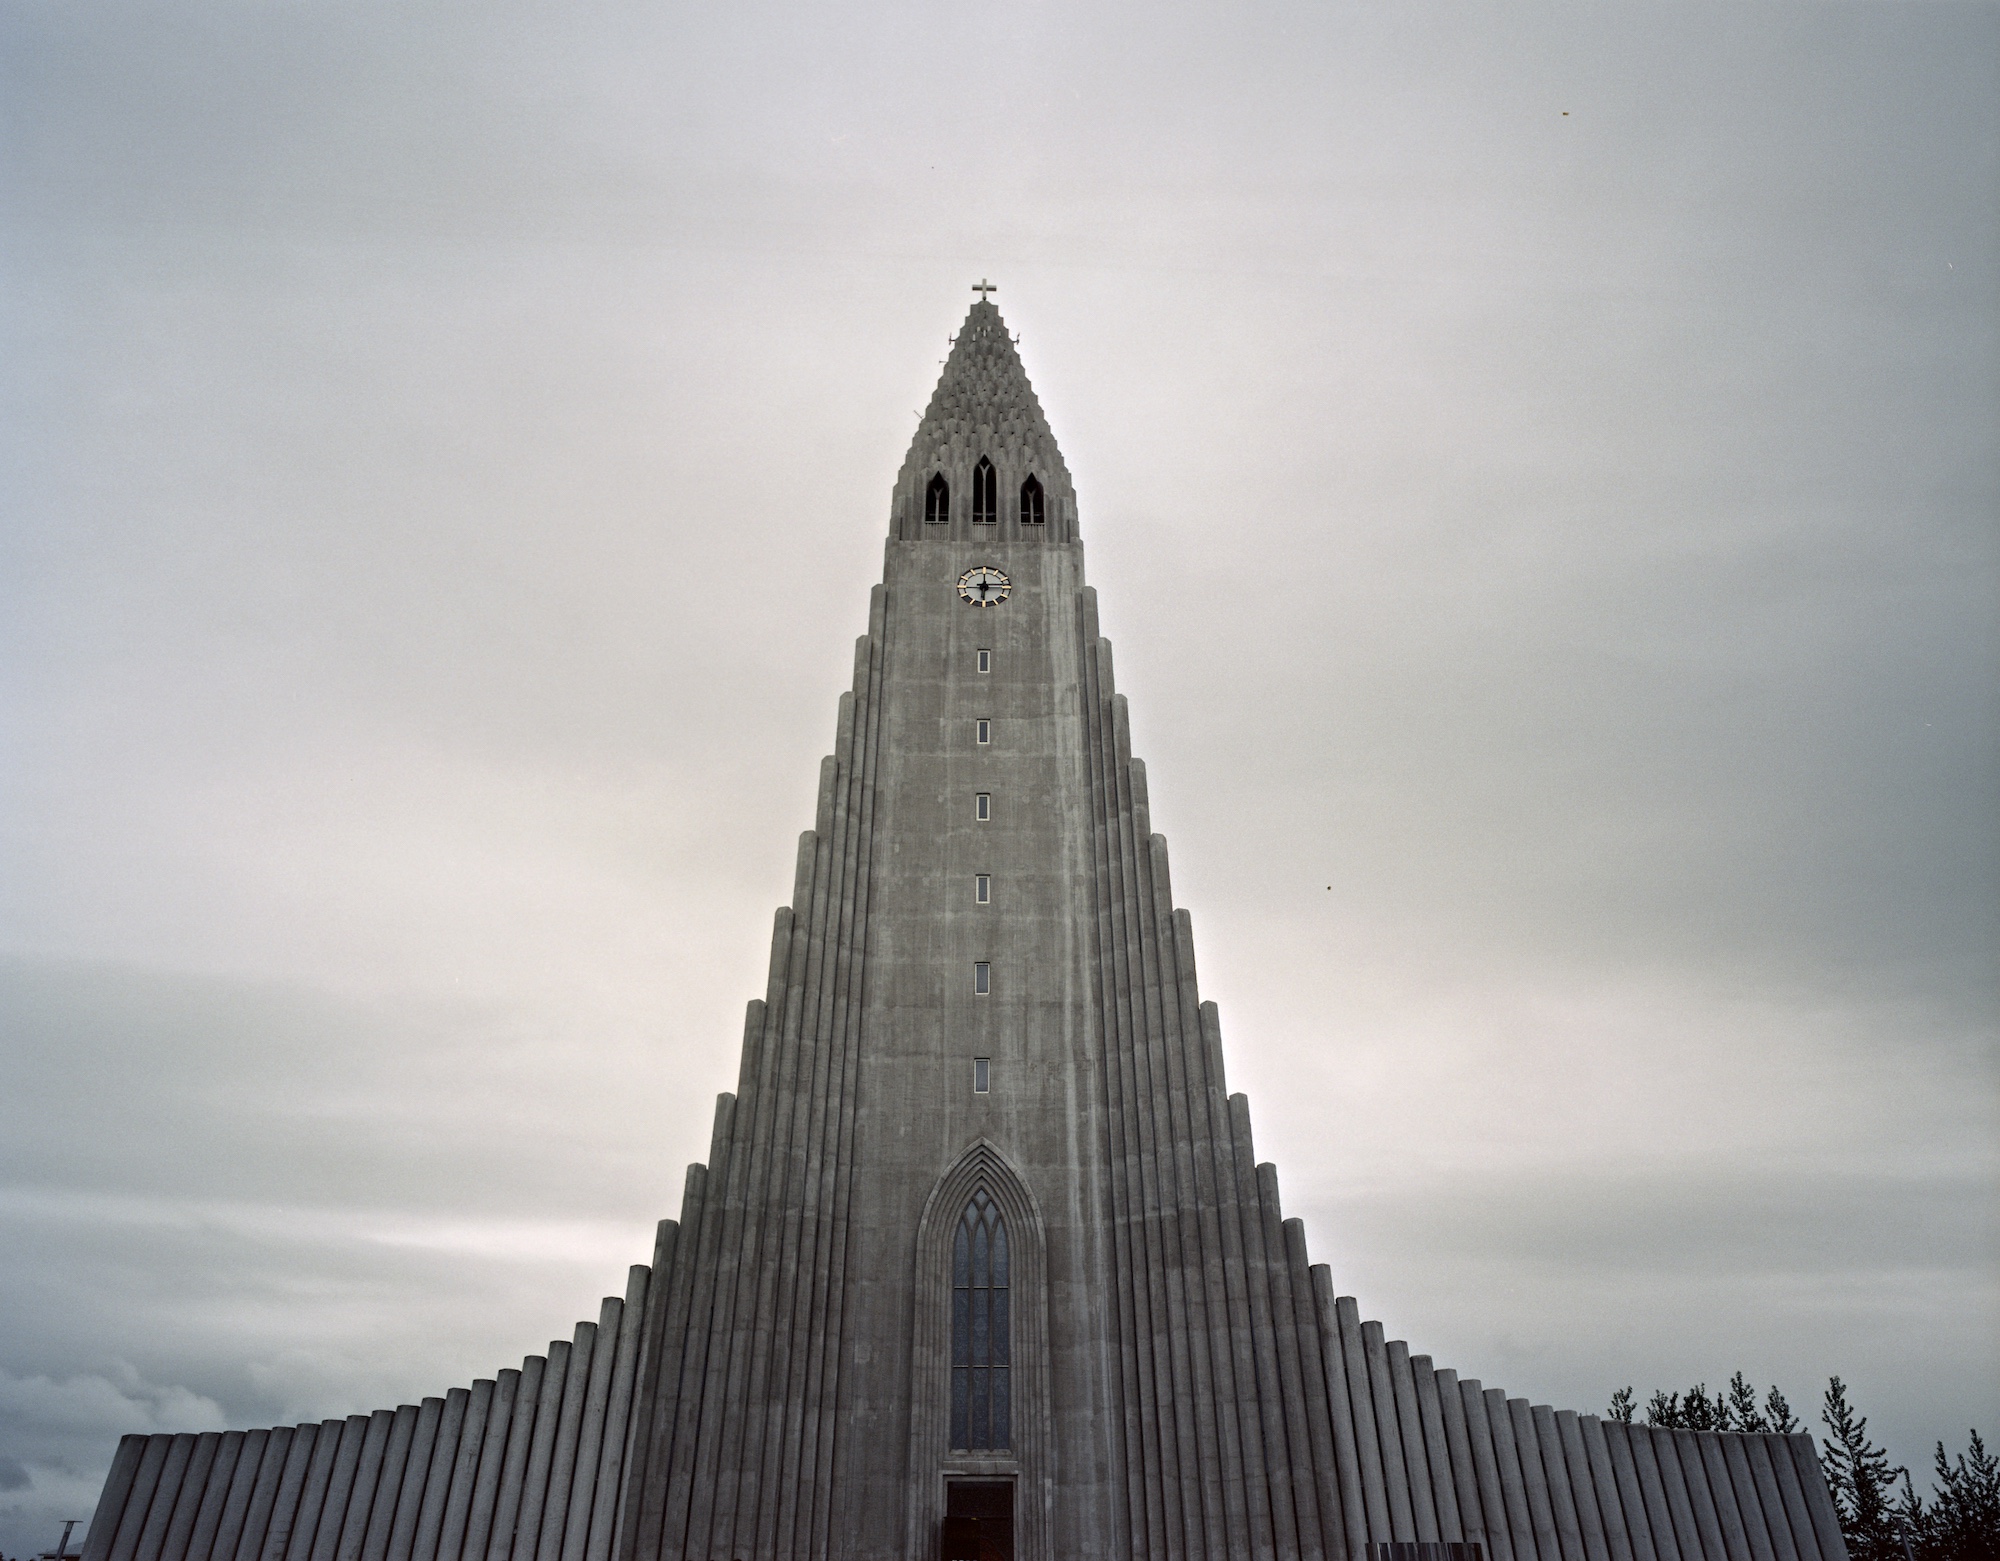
[926,472,950,525]
[950,1189,1011,1451]
[1019,474,1045,526]
[971,457,998,524]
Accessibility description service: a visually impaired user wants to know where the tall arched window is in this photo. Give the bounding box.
[1019,474,1045,526]
[950,1190,1010,1451]
[926,472,950,525]
[971,457,998,524]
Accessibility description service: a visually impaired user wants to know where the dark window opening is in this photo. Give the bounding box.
[950,1191,1011,1452]
[973,961,990,995]
[1019,474,1045,525]
[973,1057,990,1092]
[977,649,992,674]
[975,793,990,821]
[926,472,950,525]
[972,457,998,524]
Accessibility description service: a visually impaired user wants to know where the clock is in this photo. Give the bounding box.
[957,566,1011,606]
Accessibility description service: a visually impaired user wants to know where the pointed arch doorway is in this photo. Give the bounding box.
[907,1142,1050,1561]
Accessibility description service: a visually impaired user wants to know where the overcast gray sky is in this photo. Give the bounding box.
[2,1,1995,1552]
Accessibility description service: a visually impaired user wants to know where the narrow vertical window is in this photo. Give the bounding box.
[972,457,997,524]
[951,1191,1010,1451]
[975,718,991,745]
[974,962,990,995]
[977,649,992,674]
[926,472,950,525]
[975,793,990,821]
[1019,474,1045,525]
[973,1058,991,1093]
[975,874,990,904]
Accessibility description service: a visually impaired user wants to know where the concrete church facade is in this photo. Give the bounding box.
[82,299,1849,1561]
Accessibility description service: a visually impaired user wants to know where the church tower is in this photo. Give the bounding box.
[81,296,1850,1561]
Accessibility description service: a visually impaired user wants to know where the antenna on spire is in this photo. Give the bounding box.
[972,279,997,300]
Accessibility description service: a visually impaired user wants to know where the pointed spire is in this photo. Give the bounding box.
[892,298,1076,541]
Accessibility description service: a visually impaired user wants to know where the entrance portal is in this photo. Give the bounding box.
[939,1479,1013,1561]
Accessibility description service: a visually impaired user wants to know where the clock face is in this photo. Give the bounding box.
[957,566,1011,606]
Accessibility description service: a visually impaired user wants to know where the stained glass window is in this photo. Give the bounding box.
[950,1190,1011,1451]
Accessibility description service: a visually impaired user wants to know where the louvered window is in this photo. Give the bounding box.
[972,458,998,524]
[926,472,950,524]
[1019,474,1045,525]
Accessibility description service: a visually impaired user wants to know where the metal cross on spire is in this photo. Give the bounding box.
[972,278,997,300]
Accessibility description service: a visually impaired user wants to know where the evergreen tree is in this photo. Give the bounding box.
[1823,1376,1905,1561]
[1730,1373,1769,1433]
[1765,1384,1800,1436]
[1608,1387,1636,1424]
[1900,1430,2000,1561]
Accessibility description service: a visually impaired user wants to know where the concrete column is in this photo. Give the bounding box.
[189,1432,249,1561]
[1282,1222,1348,1558]
[161,1433,223,1561]
[460,1373,520,1561]
[385,1400,444,1561]
[586,1271,649,1561]
[161,1431,224,1561]
[1456,1384,1515,1561]
[332,1411,396,1561]
[1714,1436,1775,1561]
[284,1421,348,1561]
[436,1380,494,1561]
[1638,1427,1705,1561]
[1666,1431,1731,1561]
[1409,1359,1464,1542]
[208,1427,270,1561]
[1554,1413,1614,1561]
[1504,1401,1560,1561]
[361,1408,419,1561]
[411,1390,470,1561]
[511,1340,571,1561]
[1138,836,1235,1561]
[1752,1433,1823,1561]
[1226,1102,1300,1560]
[1690,1434,1756,1561]
[1335,1299,1393,1544]
[138,1434,199,1561]
[487,1360,545,1561]
[1386,1343,1439,1541]
[1737,1438,1799,1561]
[535,1326,595,1561]
[1529,1405,1584,1561]
[1253,1169,1327,1561]
[1594,1422,1660,1561]
[308,1417,371,1561]
[1621,1425,1690,1561]
[799,603,887,1561]
[1576,1416,1640,1561]
[1082,635,1161,1561]
[82,1437,148,1561]
[249,1424,316,1561]
[1782,1436,1844,1561]
[1360,1322,1416,1540]
[1207,1009,1279,1561]
[1431,1370,1488,1556]
[1481,1391,1538,1561]
[561,1301,622,1561]
[1307,1270,1370,1561]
